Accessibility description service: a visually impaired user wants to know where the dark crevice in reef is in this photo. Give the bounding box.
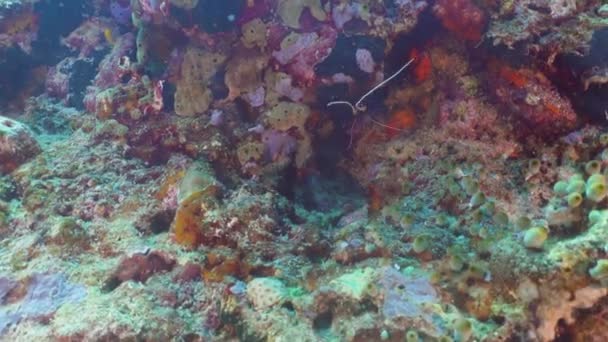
[312,5,442,173]
[316,35,386,82]
[0,47,33,107]
[384,4,441,77]
[294,170,366,213]
[547,28,608,125]
[172,0,245,33]
[32,0,93,64]
[0,1,95,107]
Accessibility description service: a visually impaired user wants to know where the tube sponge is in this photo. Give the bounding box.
[405,330,420,342]
[515,216,531,230]
[553,180,569,196]
[588,210,603,225]
[566,192,583,208]
[585,160,602,175]
[523,226,548,249]
[452,318,473,341]
[589,260,608,281]
[460,176,479,195]
[566,179,585,194]
[493,211,509,226]
[587,174,606,187]
[586,182,607,202]
[599,133,608,146]
[469,191,486,208]
[412,234,431,253]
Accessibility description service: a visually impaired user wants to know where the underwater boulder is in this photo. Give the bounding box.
[0,116,40,174]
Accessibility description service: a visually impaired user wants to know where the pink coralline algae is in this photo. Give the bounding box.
[0,116,41,174]
[237,0,271,25]
[432,0,487,41]
[0,277,15,304]
[331,3,356,29]
[138,0,170,19]
[62,19,116,57]
[244,86,265,108]
[45,58,73,100]
[437,99,499,140]
[356,48,375,73]
[274,76,304,102]
[493,66,577,137]
[90,33,135,89]
[378,267,439,331]
[262,129,297,162]
[4,0,608,339]
[144,79,165,116]
[83,33,136,114]
[272,26,337,84]
[109,251,175,286]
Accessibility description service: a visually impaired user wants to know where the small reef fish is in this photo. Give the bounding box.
[104,28,115,45]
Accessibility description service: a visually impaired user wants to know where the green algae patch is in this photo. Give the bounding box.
[329,267,375,301]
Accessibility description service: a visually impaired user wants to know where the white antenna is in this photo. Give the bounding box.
[327,58,415,116]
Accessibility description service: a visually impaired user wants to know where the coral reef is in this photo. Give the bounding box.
[174,47,225,116]
[1,0,608,340]
[0,116,40,173]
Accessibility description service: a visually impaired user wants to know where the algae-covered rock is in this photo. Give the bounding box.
[246,277,288,310]
[329,267,375,301]
[0,116,40,174]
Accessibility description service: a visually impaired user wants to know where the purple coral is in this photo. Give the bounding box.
[261,129,297,162]
[0,278,15,305]
[356,48,375,73]
[0,274,87,333]
[378,267,439,329]
[110,1,132,26]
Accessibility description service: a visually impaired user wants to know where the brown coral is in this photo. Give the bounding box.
[241,18,268,50]
[265,102,310,132]
[224,47,269,101]
[174,47,226,117]
[277,0,327,29]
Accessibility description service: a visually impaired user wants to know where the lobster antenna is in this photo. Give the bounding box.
[354,58,415,111]
[327,58,417,135]
[326,57,415,115]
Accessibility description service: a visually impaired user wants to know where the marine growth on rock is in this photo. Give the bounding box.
[0,0,608,340]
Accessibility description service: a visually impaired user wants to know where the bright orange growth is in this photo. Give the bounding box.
[173,194,204,248]
[410,49,433,83]
[202,257,251,282]
[544,101,561,116]
[499,65,529,88]
[385,109,416,137]
[96,96,114,120]
[368,185,383,213]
